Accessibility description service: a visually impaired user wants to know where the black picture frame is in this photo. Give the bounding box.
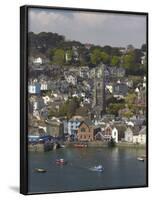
[20,5,148,195]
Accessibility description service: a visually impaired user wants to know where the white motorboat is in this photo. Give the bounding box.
[90,165,104,172]
[137,157,144,161]
[34,168,47,173]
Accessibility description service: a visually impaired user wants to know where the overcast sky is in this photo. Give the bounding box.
[28,8,147,48]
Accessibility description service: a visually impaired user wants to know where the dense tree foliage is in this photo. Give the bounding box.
[111,56,120,66]
[52,49,65,65]
[28,32,147,75]
[48,97,81,119]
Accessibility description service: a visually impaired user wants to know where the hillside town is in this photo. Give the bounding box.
[28,33,147,151]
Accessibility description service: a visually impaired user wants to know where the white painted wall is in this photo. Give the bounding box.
[112,127,118,143]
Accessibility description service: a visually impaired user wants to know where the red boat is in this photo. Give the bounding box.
[55,158,67,165]
[74,143,88,148]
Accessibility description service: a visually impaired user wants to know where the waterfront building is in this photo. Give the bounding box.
[112,127,118,143]
[67,119,81,136]
[94,131,104,141]
[77,120,94,142]
[133,126,146,144]
[124,127,134,143]
[103,124,113,141]
[124,126,140,143]
[138,126,146,144]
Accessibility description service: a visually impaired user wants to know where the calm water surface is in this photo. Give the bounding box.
[28,147,147,193]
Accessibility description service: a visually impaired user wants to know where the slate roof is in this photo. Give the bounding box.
[78,119,94,128]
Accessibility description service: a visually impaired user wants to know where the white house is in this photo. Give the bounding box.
[33,57,43,65]
[79,66,90,78]
[106,84,113,93]
[67,119,81,136]
[40,81,48,91]
[65,74,77,85]
[133,133,139,144]
[133,126,146,144]
[112,127,118,143]
[42,95,51,105]
[138,126,146,144]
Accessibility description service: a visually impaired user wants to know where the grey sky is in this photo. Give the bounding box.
[28,8,147,48]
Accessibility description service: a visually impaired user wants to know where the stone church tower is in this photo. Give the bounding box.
[92,63,105,120]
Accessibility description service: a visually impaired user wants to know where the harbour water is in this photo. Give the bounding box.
[28,147,147,193]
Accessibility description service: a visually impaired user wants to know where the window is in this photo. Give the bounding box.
[81,128,85,132]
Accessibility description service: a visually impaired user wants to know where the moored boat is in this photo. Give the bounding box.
[137,157,144,161]
[34,168,47,173]
[55,158,67,165]
[90,165,104,172]
[74,143,88,148]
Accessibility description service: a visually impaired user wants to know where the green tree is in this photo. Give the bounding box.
[122,111,134,119]
[49,49,54,61]
[111,56,120,66]
[100,52,110,64]
[67,97,80,118]
[58,97,81,118]
[107,103,125,116]
[122,53,135,69]
[102,45,112,55]
[90,48,102,65]
[125,93,136,105]
[53,49,65,65]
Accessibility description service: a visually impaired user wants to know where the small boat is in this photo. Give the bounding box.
[90,165,104,172]
[60,145,65,148]
[74,144,88,148]
[56,158,67,165]
[34,168,47,173]
[137,157,144,161]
